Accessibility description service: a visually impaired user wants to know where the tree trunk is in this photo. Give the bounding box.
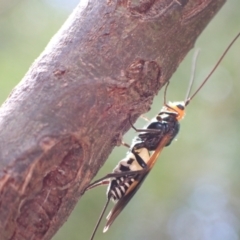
[0,0,226,239]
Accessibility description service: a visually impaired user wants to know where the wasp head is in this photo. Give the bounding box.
[164,101,185,120]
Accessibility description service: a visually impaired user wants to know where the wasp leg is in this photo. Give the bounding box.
[121,140,130,148]
[115,132,130,148]
[129,116,162,133]
[85,170,146,191]
[140,115,150,122]
[86,180,110,190]
[90,197,111,240]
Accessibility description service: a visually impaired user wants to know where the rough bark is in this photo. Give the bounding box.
[0,0,226,239]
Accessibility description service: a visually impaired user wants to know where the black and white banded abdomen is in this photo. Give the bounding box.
[107,148,150,202]
[108,176,136,202]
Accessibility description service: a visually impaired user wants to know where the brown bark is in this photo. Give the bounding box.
[0,0,226,239]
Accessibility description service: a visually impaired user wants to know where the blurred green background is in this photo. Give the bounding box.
[1,0,240,240]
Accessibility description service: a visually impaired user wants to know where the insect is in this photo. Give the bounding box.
[85,32,240,240]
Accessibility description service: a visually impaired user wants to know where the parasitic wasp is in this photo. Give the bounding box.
[85,32,240,240]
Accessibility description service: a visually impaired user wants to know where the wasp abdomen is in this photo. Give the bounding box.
[107,148,149,202]
[109,176,135,201]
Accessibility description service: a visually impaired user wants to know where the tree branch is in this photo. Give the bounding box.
[0,0,226,239]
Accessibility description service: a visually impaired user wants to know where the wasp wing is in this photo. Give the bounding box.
[103,171,149,232]
[103,134,172,232]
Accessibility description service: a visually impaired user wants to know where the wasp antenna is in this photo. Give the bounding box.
[184,49,200,103]
[185,32,240,106]
[90,198,111,240]
[163,81,170,105]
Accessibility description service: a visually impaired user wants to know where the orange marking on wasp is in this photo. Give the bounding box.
[85,32,240,240]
